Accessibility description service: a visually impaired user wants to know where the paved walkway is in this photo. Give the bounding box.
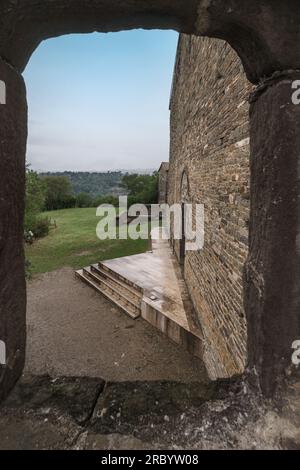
[98,228,203,357]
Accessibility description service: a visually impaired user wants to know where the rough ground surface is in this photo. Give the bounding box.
[25,268,206,382]
[0,268,299,450]
[0,373,299,450]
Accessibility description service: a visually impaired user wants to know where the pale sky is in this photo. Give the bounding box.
[23,30,178,172]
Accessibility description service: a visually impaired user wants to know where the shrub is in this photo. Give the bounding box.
[42,175,75,210]
[25,167,47,233]
[29,216,51,239]
[93,194,119,207]
[62,194,77,209]
[76,192,93,208]
[121,172,158,205]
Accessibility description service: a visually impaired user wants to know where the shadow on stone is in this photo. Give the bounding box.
[2,375,105,425]
[91,380,216,434]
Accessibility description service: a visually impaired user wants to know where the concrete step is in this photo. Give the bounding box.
[75,268,141,320]
[83,267,141,318]
[90,264,142,306]
[86,266,141,310]
[98,262,143,295]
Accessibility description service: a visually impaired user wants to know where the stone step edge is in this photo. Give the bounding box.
[78,267,202,340]
[75,269,140,320]
[98,262,143,294]
[84,267,141,311]
[142,295,203,341]
[76,267,204,359]
[140,300,204,359]
[91,264,142,301]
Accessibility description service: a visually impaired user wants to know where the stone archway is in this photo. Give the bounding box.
[1,0,300,400]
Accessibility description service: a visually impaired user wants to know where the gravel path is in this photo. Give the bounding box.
[25,267,207,382]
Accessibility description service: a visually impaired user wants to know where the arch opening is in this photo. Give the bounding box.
[1,0,299,403]
[23,30,206,383]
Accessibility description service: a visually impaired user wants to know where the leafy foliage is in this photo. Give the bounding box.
[75,192,94,208]
[40,171,124,198]
[37,171,158,210]
[25,169,45,226]
[42,175,75,211]
[92,194,119,207]
[25,168,50,239]
[121,172,159,205]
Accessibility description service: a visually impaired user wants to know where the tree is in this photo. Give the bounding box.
[92,194,119,207]
[39,171,123,197]
[121,172,159,205]
[42,175,75,210]
[76,192,93,208]
[25,167,50,238]
[25,169,46,220]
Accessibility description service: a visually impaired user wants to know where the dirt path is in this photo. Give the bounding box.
[1,268,298,449]
[25,267,207,382]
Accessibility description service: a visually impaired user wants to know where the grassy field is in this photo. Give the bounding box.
[26,207,151,274]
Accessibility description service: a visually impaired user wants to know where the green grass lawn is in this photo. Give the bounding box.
[26,207,151,274]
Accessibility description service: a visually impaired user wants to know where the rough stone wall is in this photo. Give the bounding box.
[168,35,253,379]
[0,57,27,401]
[158,163,169,204]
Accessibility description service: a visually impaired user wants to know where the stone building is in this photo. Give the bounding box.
[166,35,253,379]
[158,162,169,204]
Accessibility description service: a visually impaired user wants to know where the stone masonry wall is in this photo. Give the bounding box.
[168,35,253,379]
[158,163,169,204]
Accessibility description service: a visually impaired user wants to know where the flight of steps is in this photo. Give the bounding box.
[75,263,143,319]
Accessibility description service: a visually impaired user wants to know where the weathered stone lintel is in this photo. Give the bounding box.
[195,0,300,84]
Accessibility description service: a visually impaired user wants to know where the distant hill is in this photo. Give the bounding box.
[39,169,157,197]
[39,171,124,197]
[117,168,156,175]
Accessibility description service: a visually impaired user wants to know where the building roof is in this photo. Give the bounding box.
[158,162,169,173]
